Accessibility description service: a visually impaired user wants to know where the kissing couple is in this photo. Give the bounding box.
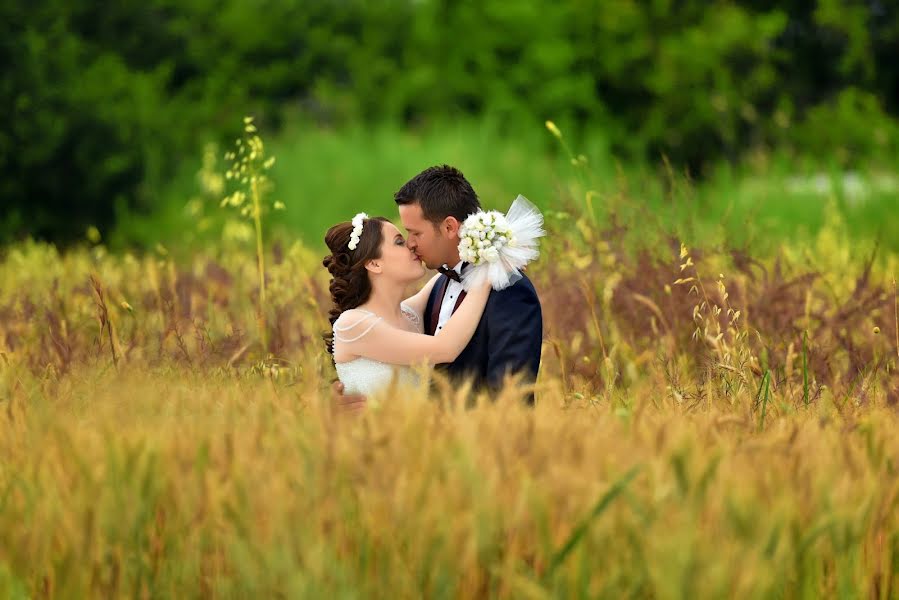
[324,165,545,410]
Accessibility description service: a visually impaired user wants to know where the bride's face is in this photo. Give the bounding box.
[371,221,426,283]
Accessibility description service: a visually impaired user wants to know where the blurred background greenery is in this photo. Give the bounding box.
[3,0,898,251]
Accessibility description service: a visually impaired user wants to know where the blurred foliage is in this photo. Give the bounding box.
[3,0,898,244]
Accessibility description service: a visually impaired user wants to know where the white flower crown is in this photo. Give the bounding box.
[347,212,368,250]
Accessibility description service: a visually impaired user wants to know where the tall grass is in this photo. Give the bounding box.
[1,128,898,597]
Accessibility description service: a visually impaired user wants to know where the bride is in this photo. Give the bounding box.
[322,213,491,397]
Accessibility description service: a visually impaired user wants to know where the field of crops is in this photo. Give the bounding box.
[7,1,899,595]
[1,168,897,597]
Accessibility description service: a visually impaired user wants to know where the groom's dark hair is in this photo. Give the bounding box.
[394,165,481,226]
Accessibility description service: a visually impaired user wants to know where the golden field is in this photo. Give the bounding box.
[1,196,897,598]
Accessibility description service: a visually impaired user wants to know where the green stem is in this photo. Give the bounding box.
[251,177,267,351]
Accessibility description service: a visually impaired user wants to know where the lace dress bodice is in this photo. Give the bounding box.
[333,303,425,396]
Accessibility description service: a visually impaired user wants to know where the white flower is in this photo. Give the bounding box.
[481,246,500,263]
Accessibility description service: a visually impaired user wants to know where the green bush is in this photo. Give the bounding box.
[2,0,897,245]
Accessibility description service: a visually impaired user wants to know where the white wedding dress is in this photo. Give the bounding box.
[332,303,426,396]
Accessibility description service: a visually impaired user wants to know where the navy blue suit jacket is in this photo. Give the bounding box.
[423,273,542,404]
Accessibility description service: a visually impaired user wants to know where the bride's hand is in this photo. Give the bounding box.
[331,380,366,415]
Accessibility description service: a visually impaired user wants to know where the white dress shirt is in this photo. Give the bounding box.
[435,261,465,335]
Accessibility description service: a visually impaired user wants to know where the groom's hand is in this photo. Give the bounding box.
[331,381,367,414]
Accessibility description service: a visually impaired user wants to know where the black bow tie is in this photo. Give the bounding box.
[438,264,463,282]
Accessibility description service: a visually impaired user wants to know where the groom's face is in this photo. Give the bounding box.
[398,202,460,270]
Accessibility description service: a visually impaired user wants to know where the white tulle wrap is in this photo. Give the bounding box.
[459,195,546,291]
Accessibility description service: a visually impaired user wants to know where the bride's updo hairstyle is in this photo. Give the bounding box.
[322,216,390,354]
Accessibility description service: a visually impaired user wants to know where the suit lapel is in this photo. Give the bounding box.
[452,290,467,313]
[427,276,450,336]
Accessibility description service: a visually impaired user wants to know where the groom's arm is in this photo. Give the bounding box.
[485,281,542,402]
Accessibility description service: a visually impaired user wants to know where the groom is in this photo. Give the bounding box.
[398,164,543,403]
[334,165,543,409]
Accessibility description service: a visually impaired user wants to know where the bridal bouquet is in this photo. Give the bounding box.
[458,195,545,291]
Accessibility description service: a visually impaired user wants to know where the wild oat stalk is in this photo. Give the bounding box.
[545,120,595,223]
[674,243,758,403]
[893,277,898,361]
[89,274,118,369]
[220,116,285,351]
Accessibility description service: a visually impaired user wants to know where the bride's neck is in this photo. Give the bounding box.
[362,278,405,319]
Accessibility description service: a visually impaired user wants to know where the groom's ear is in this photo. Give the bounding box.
[442,216,461,239]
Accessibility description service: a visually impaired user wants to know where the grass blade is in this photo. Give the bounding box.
[802,330,809,407]
[758,370,771,431]
[546,465,641,577]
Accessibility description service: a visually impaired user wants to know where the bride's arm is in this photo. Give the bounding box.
[402,273,442,318]
[339,281,491,366]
